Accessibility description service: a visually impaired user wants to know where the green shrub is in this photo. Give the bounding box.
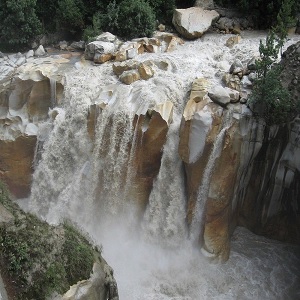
[63,222,94,284]
[56,0,86,34]
[148,0,175,24]
[214,0,298,29]
[248,31,292,125]
[36,0,59,33]
[0,0,42,49]
[82,11,103,42]
[109,0,156,39]
[0,182,95,300]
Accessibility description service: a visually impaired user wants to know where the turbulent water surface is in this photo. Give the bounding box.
[24,31,300,299]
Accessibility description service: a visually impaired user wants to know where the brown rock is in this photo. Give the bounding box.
[112,61,138,76]
[226,35,241,48]
[0,135,36,198]
[138,63,154,80]
[119,70,140,85]
[115,50,127,62]
[94,53,112,64]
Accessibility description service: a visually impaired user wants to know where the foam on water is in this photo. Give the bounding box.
[27,32,300,299]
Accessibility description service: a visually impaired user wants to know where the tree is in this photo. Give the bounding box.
[273,0,296,55]
[0,0,42,48]
[115,0,156,39]
[248,31,292,125]
[56,0,86,34]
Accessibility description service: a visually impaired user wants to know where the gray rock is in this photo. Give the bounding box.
[0,51,4,58]
[247,57,257,70]
[59,40,68,50]
[25,50,34,59]
[194,0,215,9]
[172,7,219,39]
[241,76,252,88]
[240,97,247,104]
[96,32,117,43]
[208,85,231,107]
[85,41,116,60]
[15,56,26,66]
[70,41,85,50]
[229,59,244,74]
[0,203,14,226]
[34,45,46,56]
[216,17,234,31]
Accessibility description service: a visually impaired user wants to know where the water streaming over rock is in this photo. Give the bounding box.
[27,32,300,299]
[190,110,233,243]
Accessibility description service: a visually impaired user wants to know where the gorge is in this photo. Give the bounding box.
[1,29,300,299]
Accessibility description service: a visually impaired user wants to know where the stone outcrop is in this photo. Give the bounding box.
[62,262,118,300]
[0,186,118,300]
[0,54,68,197]
[0,136,36,198]
[85,32,184,63]
[179,42,300,260]
[113,61,154,84]
[172,7,219,39]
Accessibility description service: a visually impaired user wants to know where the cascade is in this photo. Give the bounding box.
[50,77,57,108]
[142,114,187,246]
[25,32,300,299]
[190,111,233,243]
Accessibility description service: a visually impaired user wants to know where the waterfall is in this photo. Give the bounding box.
[190,112,233,242]
[49,77,57,108]
[142,115,187,246]
[25,32,300,300]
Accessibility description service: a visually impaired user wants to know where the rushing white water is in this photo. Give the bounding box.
[190,110,233,243]
[27,31,300,299]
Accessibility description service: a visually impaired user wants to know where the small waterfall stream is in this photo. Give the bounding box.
[26,32,300,299]
[190,111,233,242]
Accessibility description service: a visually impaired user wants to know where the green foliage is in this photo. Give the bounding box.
[111,0,156,39]
[0,0,42,48]
[0,182,95,300]
[82,11,103,42]
[63,222,94,283]
[273,0,296,54]
[214,0,298,29]
[56,0,86,33]
[147,0,175,23]
[85,0,156,39]
[248,31,292,125]
[36,0,59,33]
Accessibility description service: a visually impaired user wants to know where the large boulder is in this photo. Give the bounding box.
[172,7,219,39]
[84,41,116,61]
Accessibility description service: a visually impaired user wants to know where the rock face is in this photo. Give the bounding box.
[0,54,67,197]
[62,262,118,300]
[172,7,219,39]
[0,136,36,198]
[178,42,300,260]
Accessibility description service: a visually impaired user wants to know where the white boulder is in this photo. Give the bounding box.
[172,7,219,39]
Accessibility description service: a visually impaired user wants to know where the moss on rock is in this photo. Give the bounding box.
[0,181,97,300]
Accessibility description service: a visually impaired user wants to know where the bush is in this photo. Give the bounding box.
[248,31,292,125]
[148,0,176,24]
[36,0,59,33]
[214,0,298,29]
[0,182,95,300]
[56,0,86,34]
[107,0,156,39]
[0,0,42,49]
